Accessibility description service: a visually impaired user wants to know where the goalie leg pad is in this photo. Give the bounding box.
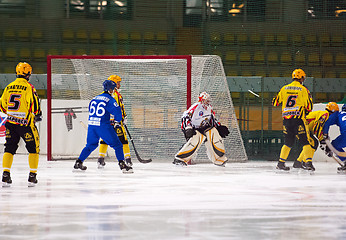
[205,127,227,166]
[175,131,205,164]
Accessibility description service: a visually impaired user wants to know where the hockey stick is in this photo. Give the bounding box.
[331,155,343,166]
[124,124,152,163]
[325,139,346,158]
[80,120,87,130]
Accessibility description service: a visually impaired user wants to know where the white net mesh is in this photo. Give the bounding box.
[49,55,247,162]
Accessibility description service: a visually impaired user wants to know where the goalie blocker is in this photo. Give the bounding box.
[175,127,228,166]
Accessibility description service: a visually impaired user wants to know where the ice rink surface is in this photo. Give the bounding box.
[1,156,346,240]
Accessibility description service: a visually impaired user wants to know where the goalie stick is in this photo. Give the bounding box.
[325,139,346,158]
[124,124,152,164]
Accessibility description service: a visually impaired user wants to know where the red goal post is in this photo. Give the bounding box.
[46,55,247,163]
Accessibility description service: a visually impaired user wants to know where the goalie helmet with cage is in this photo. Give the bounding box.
[16,62,32,77]
[198,92,211,107]
[325,102,339,113]
[342,104,346,112]
[103,80,117,92]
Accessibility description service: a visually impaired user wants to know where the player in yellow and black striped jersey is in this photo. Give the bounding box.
[272,69,315,171]
[0,62,42,187]
[294,102,340,169]
[97,75,132,168]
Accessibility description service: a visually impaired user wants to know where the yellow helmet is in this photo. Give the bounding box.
[292,69,306,79]
[108,75,122,83]
[16,62,32,76]
[326,102,339,113]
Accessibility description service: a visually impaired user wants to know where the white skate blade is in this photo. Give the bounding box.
[72,168,86,173]
[122,169,134,174]
[300,169,315,175]
[28,182,37,187]
[2,182,11,187]
[97,163,105,169]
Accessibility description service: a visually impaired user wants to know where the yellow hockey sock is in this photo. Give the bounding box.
[302,145,315,163]
[28,153,39,173]
[279,145,291,162]
[99,143,108,157]
[123,143,131,159]
[2,152,14,172]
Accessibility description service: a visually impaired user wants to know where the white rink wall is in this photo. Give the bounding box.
[4,101,343,161]
[2,99,93,158]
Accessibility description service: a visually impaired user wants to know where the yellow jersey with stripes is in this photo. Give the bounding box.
[111,89,126,122]
[0,77,41,126]
[272,80,313,119]
[305,110,330,141]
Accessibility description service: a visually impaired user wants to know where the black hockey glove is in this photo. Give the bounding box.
[217,125,230,138]
[34,114,42,123]
[184,127,196,140]
[325,146,333,157]
[320,139,333,157]
[110,119,116,126]
[319,139,326,151]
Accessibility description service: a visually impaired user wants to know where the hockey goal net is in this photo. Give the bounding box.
[47,55,247,163]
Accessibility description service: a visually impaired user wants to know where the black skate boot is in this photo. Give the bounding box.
[97,157,106,169]
[2,171,12,187]
[302,161,315,171]
[74,159,87,171]
[119,160,133,174]
[172,158,187,166]
[28,172,38,187]
[276,161,290,171]
[337,163,346,173]
[125,157,133,167]
[293,160,302,169]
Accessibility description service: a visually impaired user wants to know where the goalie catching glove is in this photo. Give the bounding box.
[217,125,230,138]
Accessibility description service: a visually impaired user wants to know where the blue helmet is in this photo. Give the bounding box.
[103,80,117,92]
[342,104,346,112]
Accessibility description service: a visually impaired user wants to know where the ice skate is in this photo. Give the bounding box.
[172,158,187,166]
[74,159,87,171]
[119,160,133,174]
[292,160,302,169]
[2,171,12,187]
[125,157,133,167]
[28,172,38,187]
[337,163,346,174]
[276,161,290,171]
[214,159,228,167]
[97,157,106,169]
[302,161,315,172]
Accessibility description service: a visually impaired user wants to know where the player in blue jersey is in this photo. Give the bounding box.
[73,80,133,174]
[322,104,346,172]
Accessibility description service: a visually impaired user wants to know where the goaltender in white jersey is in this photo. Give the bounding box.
[173,92,230,166]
